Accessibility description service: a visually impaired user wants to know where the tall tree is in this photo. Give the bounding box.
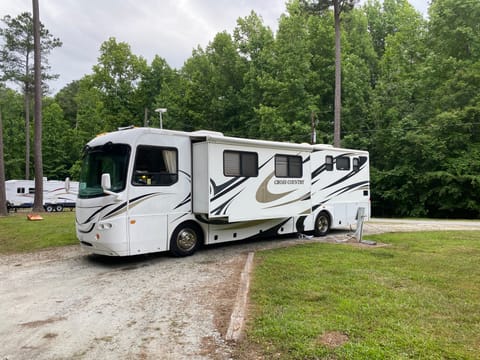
[233,11,275,138]
[301,0,357,146]
[136,56,175,127]
[42,100,70,179]
[32,0,43,212]
[340,9,376,148]
[0,103,7,216]
[0,87,24,179]
[55,80,80,128]
[91,37,147,129]
[254,2,315,142]
[180,32,247,135]
[0,12,61,179]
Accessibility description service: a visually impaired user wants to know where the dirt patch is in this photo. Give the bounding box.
[317,331,349,349]
[20,317,66,328]
[212,255,245,337]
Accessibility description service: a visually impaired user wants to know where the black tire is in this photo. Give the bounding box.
[55,204,64,212]
[169,222,202,257]
[314,211,330,237]
[45,204,54,212]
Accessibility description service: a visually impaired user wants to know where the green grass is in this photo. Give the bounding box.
[243,232,480,359]
[0,211,77,254]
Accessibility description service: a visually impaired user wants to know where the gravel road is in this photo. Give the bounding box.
[1,218,479,359]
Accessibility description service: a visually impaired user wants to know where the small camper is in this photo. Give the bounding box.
[6,178,79,212]
[76,127,370,256]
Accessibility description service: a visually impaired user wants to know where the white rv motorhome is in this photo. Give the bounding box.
[76,127,370,256]
[6,178,79,212]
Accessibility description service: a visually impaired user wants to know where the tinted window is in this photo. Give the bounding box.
[133,146,178,186]
[336,156,350,171]
[325,156,333,171]
[224,152,240,176]
[79,143,131,198]
[224,151,258,177]
[353,158,359,171]
[275,155,302,178]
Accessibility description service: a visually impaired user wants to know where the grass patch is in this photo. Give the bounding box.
[0,211,77,254]
[242,232,480,359]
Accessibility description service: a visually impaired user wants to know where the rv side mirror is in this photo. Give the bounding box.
[101,173,112,191]
[101,173,119,199]
[65,177,70,192]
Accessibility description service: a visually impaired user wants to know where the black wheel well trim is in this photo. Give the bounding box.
[316,209,332,224]
[170,220,205,247]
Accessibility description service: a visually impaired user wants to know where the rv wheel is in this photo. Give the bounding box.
[170,222,202,257]
[45,204,54,212]
[55,204,64,212]
[314,211,330,237]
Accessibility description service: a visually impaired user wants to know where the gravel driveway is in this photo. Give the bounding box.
[1,218,480,359]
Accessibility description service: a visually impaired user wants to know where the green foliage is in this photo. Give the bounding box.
[0,87,24,179]
[428,0,480,61]
[139,55,176,127]
[242,232,480,359]
[42,99,72,179]
[91,37,147,129]
[55,80,80,128]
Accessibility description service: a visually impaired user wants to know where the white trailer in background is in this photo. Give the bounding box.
[6,178,79,212]
[76,127,370,256]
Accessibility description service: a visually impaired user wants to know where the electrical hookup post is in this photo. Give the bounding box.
[353,207,375,245]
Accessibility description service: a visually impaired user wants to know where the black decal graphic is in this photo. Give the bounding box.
[211,191,243,216]
[174,193,191,210]
[78,224,95,234]
[324,181,370,200]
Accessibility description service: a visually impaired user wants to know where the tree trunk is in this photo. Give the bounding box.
[333,0,342,148]
[0,108,8,216]
[25,91,30,180]
[32,0,44,213]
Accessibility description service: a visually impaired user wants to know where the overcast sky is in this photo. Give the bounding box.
[1,0,429,94]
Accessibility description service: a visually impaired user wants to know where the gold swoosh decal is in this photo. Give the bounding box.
[263,192,311,209]
[256,172,295,203]
[103,193,169,220]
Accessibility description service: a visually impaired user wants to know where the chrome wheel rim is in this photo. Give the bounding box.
[316,216,328,233]
[176,229,197,251]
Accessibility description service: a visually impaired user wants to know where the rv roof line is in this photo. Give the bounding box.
[117,125,136,131]
[190,130,224,137]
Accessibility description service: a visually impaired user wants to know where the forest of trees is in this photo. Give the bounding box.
[1,0,479,218]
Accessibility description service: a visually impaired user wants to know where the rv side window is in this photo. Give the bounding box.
[359,156,368,167]
[17,187,25,194]
[275,155,302,178]
[353,158,359,171]
[336,156,350,171]
[224,151,258,177]
[132,146,178,186]
[325,156,333,171]
[28,188,35,194]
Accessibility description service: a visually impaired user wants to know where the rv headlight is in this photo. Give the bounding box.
[97,223,112,230]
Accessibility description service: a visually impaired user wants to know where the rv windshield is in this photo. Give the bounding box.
[78,143,131,198]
